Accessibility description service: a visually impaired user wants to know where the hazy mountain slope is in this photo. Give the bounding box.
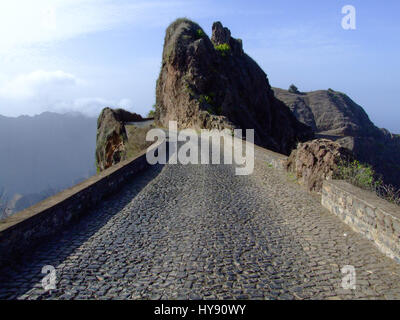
[0,112,97,214]
[273,87,400,188]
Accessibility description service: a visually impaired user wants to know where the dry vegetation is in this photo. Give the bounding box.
[334,159,400,206]
[125,124,156,159]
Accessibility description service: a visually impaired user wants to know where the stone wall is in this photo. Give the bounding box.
[231,136,400,264]
[253,144,288,170]
[322,180,400,263]
[220,133,288,170]
[0,139,167,268]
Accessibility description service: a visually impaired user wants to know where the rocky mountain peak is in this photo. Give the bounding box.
[211,21,243,56]
[211,21,230,44]
[155,18,313,154]
[274,87,400,188]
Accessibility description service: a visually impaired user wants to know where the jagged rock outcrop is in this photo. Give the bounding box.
[286,139,353,192]
[155,18,313,155]
[274,87,400,188]
[96,108,143,171]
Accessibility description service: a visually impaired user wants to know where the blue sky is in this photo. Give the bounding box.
[0,0,398,133]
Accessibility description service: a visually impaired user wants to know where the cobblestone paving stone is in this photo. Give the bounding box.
[1,140,400,300]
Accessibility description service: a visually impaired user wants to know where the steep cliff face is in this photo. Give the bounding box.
[155,19,313,155]
[274,87,400,187]
[95,108,144,171]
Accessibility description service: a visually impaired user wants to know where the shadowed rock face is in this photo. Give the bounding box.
[155,18,313,155]
[274,87,400,188]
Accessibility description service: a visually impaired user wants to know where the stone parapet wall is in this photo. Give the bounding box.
[223,134,288,170]
[0,139,166,268]
[253,144,288,170]
[322,180,400,263]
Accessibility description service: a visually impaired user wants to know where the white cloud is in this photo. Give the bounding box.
[55,97,135,116]
[0,69,136,117]
[0,70,80,100]
[0,0,188,53]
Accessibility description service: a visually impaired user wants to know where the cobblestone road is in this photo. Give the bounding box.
[1,138,400,300]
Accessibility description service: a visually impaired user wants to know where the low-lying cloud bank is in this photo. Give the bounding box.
[0,70,133,117]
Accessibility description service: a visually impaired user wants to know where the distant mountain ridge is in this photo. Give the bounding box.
[0,111,97,216]
[273,87,400,188]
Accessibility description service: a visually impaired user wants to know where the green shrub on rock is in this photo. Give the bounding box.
[334,159,377,190]
[147,104,156,118]
[334,159,400,206]
[214,43,231,56]
[196,28,205,39]
[288,84,300,94]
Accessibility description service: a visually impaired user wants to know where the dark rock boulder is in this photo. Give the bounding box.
[286,139,353,192]
[112,108,144,123]
[96,107,144,171]
[155,18,313,155]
